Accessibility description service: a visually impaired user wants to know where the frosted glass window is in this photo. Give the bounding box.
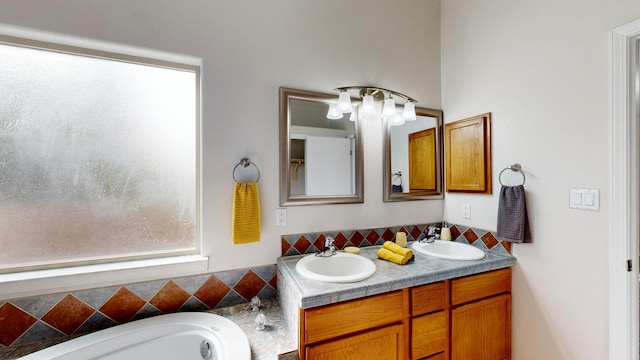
[0,37,199,273]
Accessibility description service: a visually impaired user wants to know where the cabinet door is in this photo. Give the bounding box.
[306,323,404,360]
[451,293,511,360]
[444,113,491,193]
[409,128,436,191]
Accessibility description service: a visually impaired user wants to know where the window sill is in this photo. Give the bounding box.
[0,255,209,300]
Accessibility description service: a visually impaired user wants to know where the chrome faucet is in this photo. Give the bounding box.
[315,236,337,257]
[420,226,440,243]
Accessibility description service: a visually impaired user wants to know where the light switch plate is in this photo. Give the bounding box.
[569,188,600,211]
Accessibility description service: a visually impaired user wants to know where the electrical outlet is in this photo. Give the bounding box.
[276,208,287,226]
[462,203,471,219]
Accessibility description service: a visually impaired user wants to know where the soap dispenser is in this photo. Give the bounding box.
[440,222,451,241]
[395,231,407,248]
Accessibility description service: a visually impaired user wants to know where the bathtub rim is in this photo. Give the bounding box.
[17,311,250,360]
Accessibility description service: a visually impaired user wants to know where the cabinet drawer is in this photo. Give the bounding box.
[304,290,404,344]
[451,268,511,306]
[411,282,446,316]
[411,311,446,359]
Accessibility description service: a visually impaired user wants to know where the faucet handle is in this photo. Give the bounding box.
[315,237,337,257]
[426,226,441,240]
[325,236,334,248]
[325,237,336,254]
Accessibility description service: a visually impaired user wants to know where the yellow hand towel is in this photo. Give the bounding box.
[377,248,410,265]
[231,182,261,244]
[383,241,413,258]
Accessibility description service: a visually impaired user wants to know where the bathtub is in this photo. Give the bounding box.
[18,312,250,360]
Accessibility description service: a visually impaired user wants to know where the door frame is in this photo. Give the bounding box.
[609,19,640,360]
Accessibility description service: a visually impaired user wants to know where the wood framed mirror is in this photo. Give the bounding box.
[279,87,364,206]
[383,106,444,201]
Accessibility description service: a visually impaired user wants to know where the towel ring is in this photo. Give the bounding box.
[233,158,260,182]
[499,163,525,186]
[392,171,403,186]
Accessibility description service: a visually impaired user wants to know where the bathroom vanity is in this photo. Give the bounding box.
[277,243,515,360]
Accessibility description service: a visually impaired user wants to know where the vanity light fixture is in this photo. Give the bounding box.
[329,86,418,125]
[326,103,344,120]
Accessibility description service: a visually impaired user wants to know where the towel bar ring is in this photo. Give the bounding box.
[233,158,260,182]
[499,163,525,186]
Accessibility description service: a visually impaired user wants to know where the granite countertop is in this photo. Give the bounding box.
[208,297,297,360]
[277,241,517,309]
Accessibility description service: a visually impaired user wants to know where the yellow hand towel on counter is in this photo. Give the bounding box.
[383,241,413,258]
[231,182,261,244]
[377,248,410,265]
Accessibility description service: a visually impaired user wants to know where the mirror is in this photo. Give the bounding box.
[279,87,364,206]
[383,107,444,201]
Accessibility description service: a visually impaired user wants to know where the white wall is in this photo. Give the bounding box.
[0,1,442,272]
[441,1,640,358]
[7,1,630,357]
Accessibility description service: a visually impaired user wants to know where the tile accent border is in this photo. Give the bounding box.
[0,264,277,349]
[448,224,512,254]
[281,223,511,256]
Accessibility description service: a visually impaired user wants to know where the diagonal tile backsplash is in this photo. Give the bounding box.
[281,224,433,256]
[281,223,511,256]
[0,264,277,348]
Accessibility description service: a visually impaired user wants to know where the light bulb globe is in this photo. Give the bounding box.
[403,102,416,121]
[326,104,343,120]
[337,91,353,113]
[383,98,396,117]
[361,94,376,116]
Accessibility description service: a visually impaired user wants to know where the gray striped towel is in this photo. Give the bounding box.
[497,185,531,243]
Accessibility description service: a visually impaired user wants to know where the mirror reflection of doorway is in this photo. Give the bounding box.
[408,128,436,191]
[305,136,354,196]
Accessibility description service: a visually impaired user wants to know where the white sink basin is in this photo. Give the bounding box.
[412,240,486,260]
[295,252,377,283]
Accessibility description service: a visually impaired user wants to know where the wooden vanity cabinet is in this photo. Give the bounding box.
[450,268,512,360]
[296,268,511,360]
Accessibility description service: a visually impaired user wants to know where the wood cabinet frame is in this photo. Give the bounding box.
[444,113,492,193]
[294,268,511,360]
